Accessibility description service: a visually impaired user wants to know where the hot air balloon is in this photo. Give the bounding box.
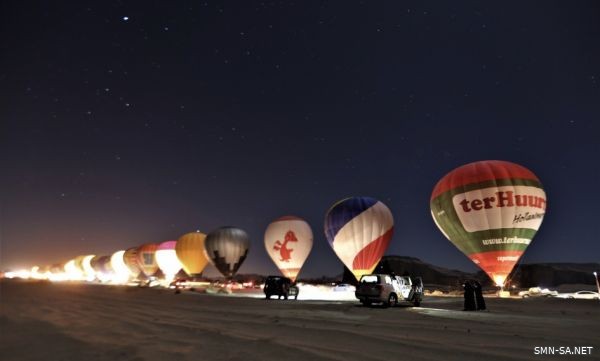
[50,263,64,274]
[123,247,141,278]
[36,265,51,279]
[111,250,131,283]
[324,197,394,281]
[264,216,313,282]
[81,254,96,280]
[91,255,113,282]
[90,256,102,273]
[155,241,182,282]
[204,227,250,278]
[137,244,159,277]
[73,255,88,275]
[64,259,82,280]
[176,231,209,277]
[430,160,547,287]
[45,264,65,282]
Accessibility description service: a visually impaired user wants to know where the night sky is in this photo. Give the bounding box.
[1,1,599,277]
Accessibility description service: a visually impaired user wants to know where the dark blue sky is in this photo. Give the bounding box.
[1,1,599,276]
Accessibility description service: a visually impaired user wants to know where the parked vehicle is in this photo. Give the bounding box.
[355,274,424,307]
[264,275,299,300]
[518,287,558,298]
[333,283,355,292]
[169,278,192,290]
[555,291,600,300]
[139,276,161,288]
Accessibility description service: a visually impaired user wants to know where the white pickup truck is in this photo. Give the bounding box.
[355,274,424,307]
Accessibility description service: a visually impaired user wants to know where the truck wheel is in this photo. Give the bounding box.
[387,294,398,307]
[362,300,371,307]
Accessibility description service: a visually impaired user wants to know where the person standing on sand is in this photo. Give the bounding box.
[473,281,486,310]
[463,281,476,311]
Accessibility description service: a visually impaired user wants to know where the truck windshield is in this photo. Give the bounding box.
[360,275,379,284]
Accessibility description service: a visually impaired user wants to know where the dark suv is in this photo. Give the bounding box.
[264,276,299,300]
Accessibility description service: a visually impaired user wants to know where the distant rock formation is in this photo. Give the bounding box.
[341,255,599,288]
[503,262,599,288]
[340,256,474,286]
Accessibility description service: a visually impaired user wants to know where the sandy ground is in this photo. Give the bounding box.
[1,280,599,361]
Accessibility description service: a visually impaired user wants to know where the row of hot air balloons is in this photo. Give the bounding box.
[26,160,546,289]
[94,229,247,283]
[28,229,251,284]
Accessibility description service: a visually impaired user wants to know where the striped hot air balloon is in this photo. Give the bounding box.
[430,160,547,287]
[324,197,394,281]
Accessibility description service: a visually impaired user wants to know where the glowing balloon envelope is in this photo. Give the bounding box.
[430,160,547,287]
[90,256,103,273]
[155,240,182,281]
[50,263,64,274]
[92,255,113,282]
[176,231,209,277]
[264,216,313,282]
[123,247,141,278]
[64,259,82,280]
[73,255,87,275]
[136,244,159,277]
[110,250,131,283]
[324,197,394,281]
[204,227,250,278]
[82,255,96,280]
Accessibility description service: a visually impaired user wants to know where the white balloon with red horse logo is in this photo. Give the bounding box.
[264,216,313,282]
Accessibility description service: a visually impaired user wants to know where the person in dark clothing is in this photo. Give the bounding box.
[463,280,476,311]
[473,280,486,310]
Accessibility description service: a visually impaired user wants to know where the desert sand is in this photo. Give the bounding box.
[1,280,599,361]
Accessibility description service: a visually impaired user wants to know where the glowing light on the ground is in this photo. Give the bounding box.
[4,269,31,279]
[217,284,358,301]
[47,271,69,282]
[296,284,357,301]
[494,275,507,287]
